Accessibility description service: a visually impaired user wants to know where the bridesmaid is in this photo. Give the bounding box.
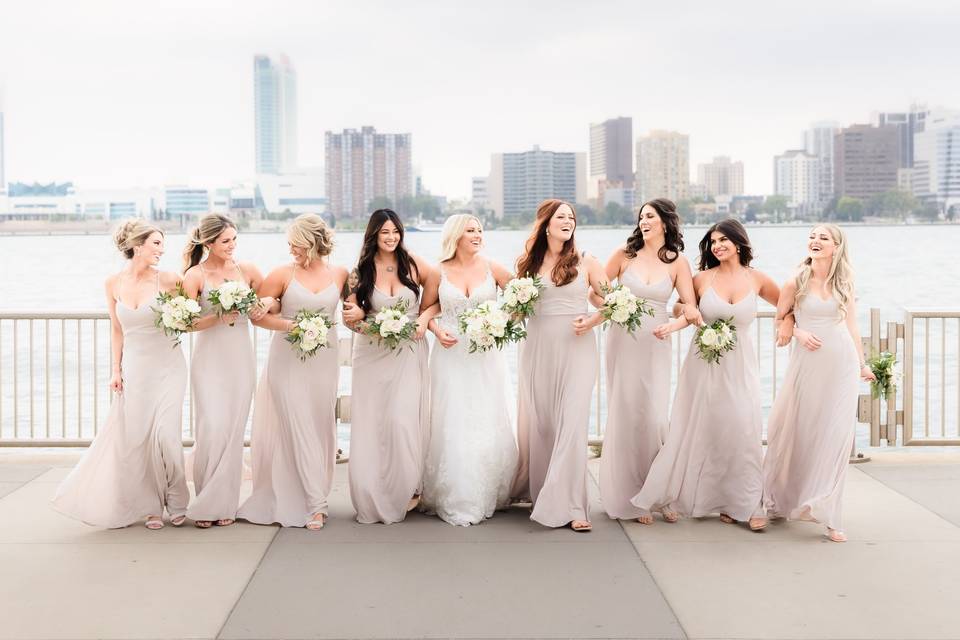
[763,224,875,542]
[597,199,697,523]
[341,209,435,524]
[181,214,272,528]
[632,218,779,531]
[53,219,189,529]
[238,213,348,530]
[512,199,609,531]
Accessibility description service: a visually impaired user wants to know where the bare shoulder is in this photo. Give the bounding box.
[182,264,202,283]
[582,253,602,269]
[266,263,295,281]
[158,270,181,290]
[693,268,712,286]
[488,259,512,278]
[104,272,120,294]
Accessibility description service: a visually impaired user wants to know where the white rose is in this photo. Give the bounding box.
[611,308,631,324]
[185,299,201,314]
[304,327,319,341]
[503,290,518,306]
[700,328,719,347]
[220,291,236,309]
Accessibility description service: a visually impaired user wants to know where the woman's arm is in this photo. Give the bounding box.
[105,276,124,392]
[673,258,703,326]
[755,270,781,307]
[241,261,276,318]
[573,255,607,335]
[251,266,292,331]
[181,266,230,331]
[844,291,876,381]
[774,279,799,347]
[489,260,514,290]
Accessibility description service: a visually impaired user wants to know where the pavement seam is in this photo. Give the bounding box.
[0,466,53,502]
[214,524,281,640]
[853,465,960,530]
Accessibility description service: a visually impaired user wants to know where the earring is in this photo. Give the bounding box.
[546,229,550,237]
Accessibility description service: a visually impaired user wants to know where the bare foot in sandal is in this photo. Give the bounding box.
[570,520,592,532]
[194,520,213,529]
[827,528,847,542]
[305,513,326,530]
[145,515,164,530]
[719,513,737,524]
[661,510,679,523]
[749,516,768,531]
[636,513,654,525]
[215,519,235,527]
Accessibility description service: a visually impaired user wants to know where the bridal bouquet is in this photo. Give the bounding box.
[207,280,259,322]
[501,275,544,319]
[599,283,654,334]
[363,299,415,351]
[695,318,737,364]
[866,351,900,401]
[153,287,202,347]
[286,309,335,361]
[458,301,526,353]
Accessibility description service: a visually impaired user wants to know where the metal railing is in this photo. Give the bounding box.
[2,307,957,448]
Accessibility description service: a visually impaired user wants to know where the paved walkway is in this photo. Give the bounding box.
[1,449,958,639]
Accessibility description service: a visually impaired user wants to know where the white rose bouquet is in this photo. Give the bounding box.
[363,299,416,351]
[866,351,900,401]
[501,275,545,320]
[599,283,654,334]
[457,300,526,353]
[152,287,202,347]
[207,280,259,323]
[695,318,737,364]
[286,309,335,361]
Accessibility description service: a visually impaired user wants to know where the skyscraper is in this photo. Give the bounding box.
[696,156,744,197]
[0,110,5,190]
[487,146,586,221]
[589,117,633,202]
[773,150,820,210]
[803,121,840,203]
[253,54,298,175]
[912,110,960,211]
[635,131,689,203]
[874,104,928,168]
[324,126,412,218]
[834,124,900,201]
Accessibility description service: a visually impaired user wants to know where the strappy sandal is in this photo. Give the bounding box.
[749,516,768,532]
[170,515,187,527]
[827,528,847,543]
[305,513,326,530]
[144,516,164,530]
[215,518,235,527]
[636,513,654,525]
[570,520,592,532]
[719,513,737,524]
[194,520,213,529]
[661,510,680,523]
[407,495,421,512]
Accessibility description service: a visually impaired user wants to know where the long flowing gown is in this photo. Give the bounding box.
[52,276,189,527]
[420,264,517,526]
[186,264,256,522]
[238,277,340,527]
[599,272,673,519]
[512,268,598,527]
[632,286,765,521]
[762,295,859,530]
[349,286,430,524]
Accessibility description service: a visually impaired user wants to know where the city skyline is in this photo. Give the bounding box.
[0,0,957,201]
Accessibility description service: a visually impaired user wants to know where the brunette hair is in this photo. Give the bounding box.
[624,198,684,263]
[515,199,580,286]
[183,214,237,272]
[354,209,420,313]
[697,218,753,270]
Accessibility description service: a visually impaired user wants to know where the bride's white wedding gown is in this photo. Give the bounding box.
[420,263,518,526]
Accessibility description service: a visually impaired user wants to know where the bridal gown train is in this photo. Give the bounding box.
[419,263,518,526]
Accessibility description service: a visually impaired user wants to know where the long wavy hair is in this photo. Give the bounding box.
[624,198,684,263]
[439,214,481,262]
[182,214,236,272]
[515,199,581,286]
[697,218,753,271]
[354,209,420,313]
[794,223,854,318]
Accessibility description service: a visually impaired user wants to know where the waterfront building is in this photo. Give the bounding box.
[254,54,298,175]
[803,121,840,204]
[696,156,744,197]
[635,130,689,203]
[834,124,900,201]
[589,117,633,204]
[487,145,586,221]
[912,110,960,212]
[774,150,820,212]
[874,104,929,169]
[325,126,412,218]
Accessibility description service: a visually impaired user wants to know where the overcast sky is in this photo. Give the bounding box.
[1,0,957,200]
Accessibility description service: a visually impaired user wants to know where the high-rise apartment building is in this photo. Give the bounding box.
[471,176,488,208]
[253,54,298,175]
[912,110,960,211]
[773,150,820,209]
[834,125,900,201]
[803,121,840,203]
[325,126,412,218]
[589,117,633,202]
[696,156,744,197]
[635,131,689,203]
[0,110,5,190]
[487,146,586,221]
[874,104,929,168]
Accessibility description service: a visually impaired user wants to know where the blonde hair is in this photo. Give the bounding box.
[183,213,237,272]
[288,214,334,265]
[439,214,481,262]
[795,223,855,318]
[113,218,163,260]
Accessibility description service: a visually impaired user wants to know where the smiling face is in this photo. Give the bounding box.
[709,230,737,263]
[807,225,836,261]
[637,204,664,241]
[288,240,307,264]
[547,204,576,242]
[208,227,238,262]
[457,218,483,256]
[377,219,401,254]
[138,231,164,264]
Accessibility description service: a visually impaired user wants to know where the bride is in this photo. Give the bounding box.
[420,214,518,526]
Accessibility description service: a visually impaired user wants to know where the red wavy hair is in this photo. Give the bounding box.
[515,199,580,286]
